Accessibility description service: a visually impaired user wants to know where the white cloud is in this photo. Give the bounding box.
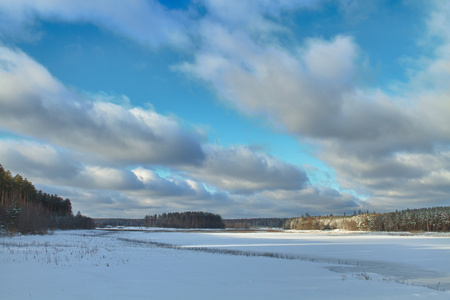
[178,0,450,213]
[181,32,366,138]
[2,0,449,217]
[426,0,450,43]
[0,42,316,217]
[0,46,205,166]
[0,0,192,47]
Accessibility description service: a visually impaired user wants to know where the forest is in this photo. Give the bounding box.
[144,211,225,229]
[223,218,287,229]
[0,164,94,234]
[94,218,145,228]
[284,207,450,232]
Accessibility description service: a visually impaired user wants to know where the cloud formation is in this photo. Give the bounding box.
[0,45,315,217]
[1,0,448,217]
[183,145,309,194]
[0,138,228,215]
[179,0,450,211]
[0,0,192,47]
[0,46,205,166]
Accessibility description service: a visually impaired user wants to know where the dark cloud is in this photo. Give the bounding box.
[0,139,83,183]
[225,185,361,218]
[182,145,309,194]
[0,137,354,218]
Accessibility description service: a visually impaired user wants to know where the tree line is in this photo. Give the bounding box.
[223,218,287,229]
[94,218,145,228]
[144,211,225,229]
[363,207,450,232]
[284,206,450,232]
[0,164,95,234]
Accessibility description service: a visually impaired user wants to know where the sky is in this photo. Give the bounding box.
[0,0,449,219]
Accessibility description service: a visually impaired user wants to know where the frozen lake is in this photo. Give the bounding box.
[1,229,449,299]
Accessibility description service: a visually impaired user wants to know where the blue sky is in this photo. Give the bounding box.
[1,0,449,218]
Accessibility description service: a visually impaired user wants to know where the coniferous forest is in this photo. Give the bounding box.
[144,211,225,229]
[284,207,450,232]
[223,218,287,229]
[0,164,94,234]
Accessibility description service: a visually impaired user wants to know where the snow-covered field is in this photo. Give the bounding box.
[1,229,449,299]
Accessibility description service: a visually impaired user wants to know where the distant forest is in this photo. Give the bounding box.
[223,218,287,229]
[95,216,286,229]
[284,207,450,232]
[97,207,450,232]
[95,218,145,228]
[144,211,225,229]
[0,164,95,234]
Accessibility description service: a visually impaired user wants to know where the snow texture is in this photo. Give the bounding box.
[1,229,449,299]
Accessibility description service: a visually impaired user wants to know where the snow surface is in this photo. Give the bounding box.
[1,229,449,299]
